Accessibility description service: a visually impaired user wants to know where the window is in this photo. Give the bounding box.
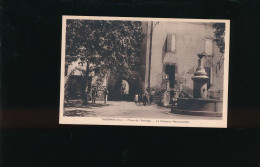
[166,34,176,52]
[205,39,213,55]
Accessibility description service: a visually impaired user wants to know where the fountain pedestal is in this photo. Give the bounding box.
[192,54,208,98]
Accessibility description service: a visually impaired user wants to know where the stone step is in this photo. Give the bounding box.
[153,92,164,104]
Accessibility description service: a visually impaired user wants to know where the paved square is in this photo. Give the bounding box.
[64,101,221,120]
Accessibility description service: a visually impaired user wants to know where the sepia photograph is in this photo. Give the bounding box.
[59,16,230,127]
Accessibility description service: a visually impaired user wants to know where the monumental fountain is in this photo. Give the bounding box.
[172,53,223,117]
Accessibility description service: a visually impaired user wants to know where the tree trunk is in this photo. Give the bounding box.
[81,61,91,105]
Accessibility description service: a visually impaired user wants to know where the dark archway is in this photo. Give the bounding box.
[107,71,143,101]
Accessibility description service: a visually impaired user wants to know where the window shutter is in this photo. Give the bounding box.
[167,34,176,52]
[205,39,213,55]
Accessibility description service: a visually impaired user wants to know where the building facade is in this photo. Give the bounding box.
[143,21,224,101]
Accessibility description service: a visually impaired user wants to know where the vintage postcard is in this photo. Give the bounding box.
[59,16,230,128]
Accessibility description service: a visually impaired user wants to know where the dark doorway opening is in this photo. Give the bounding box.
[165,65,175,89]
[205,67,212,89]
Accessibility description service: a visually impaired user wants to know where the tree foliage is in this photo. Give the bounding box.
[213,23,225,54]
[65,19,145,104]
[66,19,145,79]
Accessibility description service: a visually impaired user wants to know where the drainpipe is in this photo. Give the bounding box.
[148,21,153,91]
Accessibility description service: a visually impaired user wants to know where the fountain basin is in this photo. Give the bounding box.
[172,98,223,117]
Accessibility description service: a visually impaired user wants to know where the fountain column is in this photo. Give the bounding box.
[192,54,209,98]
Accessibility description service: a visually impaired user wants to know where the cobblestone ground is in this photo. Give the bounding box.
[64,101,221,120]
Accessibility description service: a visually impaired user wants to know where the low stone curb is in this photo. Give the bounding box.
[171,108,222,117]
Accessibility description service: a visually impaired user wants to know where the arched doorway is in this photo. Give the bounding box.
[107,71,144,101]
[110,79,130,100]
